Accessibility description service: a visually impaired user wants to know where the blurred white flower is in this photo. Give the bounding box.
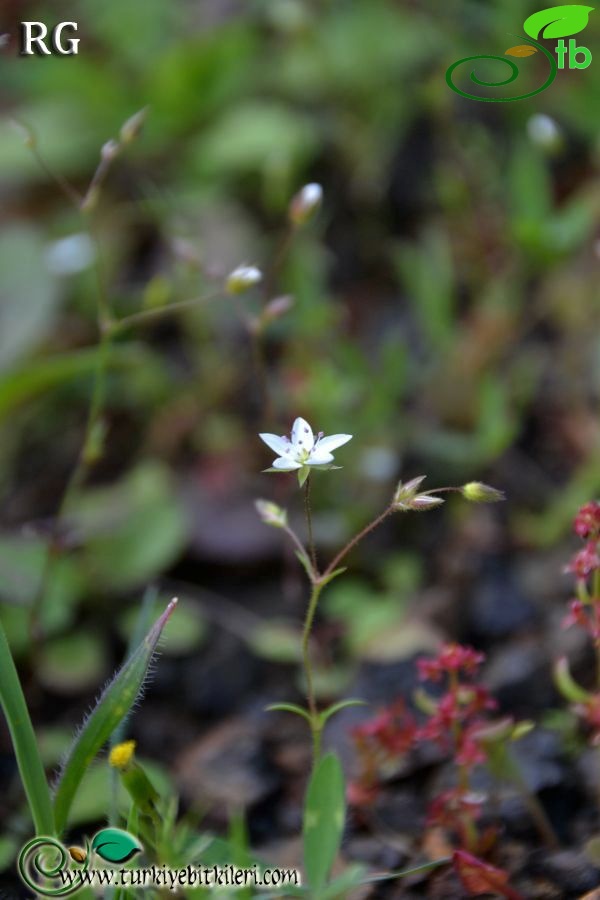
[226,264,263,294]
[289,183,323,225]
[44,233,95,276]
[527,114,562,152]
[260,417,352,486]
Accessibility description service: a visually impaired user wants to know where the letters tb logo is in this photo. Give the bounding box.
[20,22,80,56]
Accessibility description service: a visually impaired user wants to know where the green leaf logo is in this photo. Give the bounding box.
[524,5,595,40]
[91,828,142,864]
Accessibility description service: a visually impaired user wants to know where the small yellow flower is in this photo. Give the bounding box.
[109,740,136,770]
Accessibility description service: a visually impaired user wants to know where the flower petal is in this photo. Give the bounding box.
[272,457,302,471]
[306,450,335,466]
[314,433,352,453]
[291,417,314,452]
[259,433,293,456]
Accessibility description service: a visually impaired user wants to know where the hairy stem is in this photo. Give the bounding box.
[112,291,222,332]
[304,476,318,573]
[302,580,324,760]
[324,505,394,577]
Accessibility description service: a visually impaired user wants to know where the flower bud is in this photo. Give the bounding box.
[261,295,295,324]
[461,482,505,503]
[120,107,148,145]
[109,739,136,771]
[101,139,121,162]
[527,114,563,154]
[226,265,263,294]
[289,183,323,226]
[393,475,427,508]
[69,847,87,863]
[255,499,288,529]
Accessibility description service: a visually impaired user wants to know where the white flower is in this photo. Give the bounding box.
[259,417,352,486]
[226,265,263,294]
[289,183,323,225]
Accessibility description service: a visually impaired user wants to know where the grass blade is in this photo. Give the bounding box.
[0,619,55,835]
[53,598,177,835]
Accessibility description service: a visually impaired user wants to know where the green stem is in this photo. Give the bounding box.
[364,856,452,884]
[303,476,318,574]
[0,620,55,835]
[302,580,324,760]
[504,750,559,850]
[324,505,393,578]
[110,291,222,332]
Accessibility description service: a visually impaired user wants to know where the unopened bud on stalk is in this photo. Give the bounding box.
[226,265,263,294]
[393,475,427,507]
[120,107,148,145]
[527,114,563,153]
[101,139,121,163]
[255,499,288,529]
[69,847,87,863]
[289,183,323,226]
[461,482,505,503]
[260,295,295,325]
[409,495,445,511]
[109,739,136,771]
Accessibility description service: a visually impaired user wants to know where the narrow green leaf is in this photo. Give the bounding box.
[297,466,310,487]
[319,699,367,727]
[303,753,346,893]
[523,5,594,39]
[53,598,178,835]
[295,550,315,580]
[0,620,55,835]
[91,828,142,864]
[318,568,347,588]
[554,656,593,704]
[266,702,312,723]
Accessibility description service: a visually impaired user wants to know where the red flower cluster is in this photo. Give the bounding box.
[427,787,484,830]
[559,501,600,746]
[417,643,485,682]
[565,542,600,580]
[574,501,600,539]
[352,699,417,756]
[348,642,498,845]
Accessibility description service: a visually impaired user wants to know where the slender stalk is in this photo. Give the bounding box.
[111,291,222,332]
[364,857,451,884]
[0,620,55,836]
[324,505,394,577]
[304,477,318,573]
[502,751,559,850]
[302,580,324,760]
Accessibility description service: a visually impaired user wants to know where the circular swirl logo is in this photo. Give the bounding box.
[446,5,594,102]
[18,836,89,897]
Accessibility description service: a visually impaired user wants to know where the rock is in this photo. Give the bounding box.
[529,849,600,896]
[176,715,278,818]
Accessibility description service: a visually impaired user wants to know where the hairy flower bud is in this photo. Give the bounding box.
[289,183,323,225]
[101,139,121,162]
[109,739,136,770]
[255,499,288,528]
[120,107,148,145]
[226,265,263,294]
[393,475,427,508]
[461,482,505,503]
[261,294,295,324]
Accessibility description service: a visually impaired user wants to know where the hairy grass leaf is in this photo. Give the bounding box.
[53,598,177,835]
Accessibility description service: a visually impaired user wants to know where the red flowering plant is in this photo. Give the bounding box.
[349,643,557,894]
[555,501,600,743]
